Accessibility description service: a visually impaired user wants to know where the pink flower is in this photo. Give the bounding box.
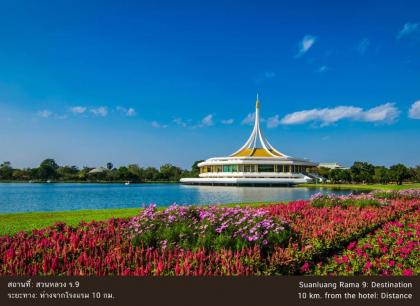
[402,269,413,276]
[347,241,357,250]
[300,262,310,273]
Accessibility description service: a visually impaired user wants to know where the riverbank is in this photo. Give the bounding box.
[297,183,420,190]
[0,201,278,236]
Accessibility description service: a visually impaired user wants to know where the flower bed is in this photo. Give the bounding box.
[309,209,419,276]
[261,197,418,273]
[128,205,290,252]
[309,193,383,208]
[0,190,418,276]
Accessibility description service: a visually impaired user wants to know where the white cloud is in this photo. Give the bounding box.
[281,106,362,126]
[90,106,108,117]
[318,65,328,73]
[116,106,136,117]
[397,22,419,39]
[126,108,136,116]
[357,38,370,55]
[255,71,276,83]
[221,118,234,125]
[201,114,214,126]
[151,121,168,128]
[266,115,281,128]
[55,114,68,120]
[70,106,87,114]
[296,35,316,57]
[37,110,52,118]
[360,103,400,122]
[241,113,255,125]
[408,100,420,119]
[173,118,187,127]
[264,72,276,79]
[280,103,399,126]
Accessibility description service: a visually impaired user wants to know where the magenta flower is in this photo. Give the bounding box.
[402,269,413,276]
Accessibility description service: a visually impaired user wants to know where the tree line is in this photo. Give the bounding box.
[0,159,418,184]
[0,159,203,183]
[312,161,420,185]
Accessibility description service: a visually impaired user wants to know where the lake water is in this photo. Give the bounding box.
[0,183,365,213]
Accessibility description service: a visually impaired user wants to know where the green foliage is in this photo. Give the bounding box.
[317,167,331,178]
[37,158,60,180]
[0,161,13,180]
[190,160,204,177]
[350,161,375,183]
[159,163,183,181]
[389,164,410,185]
[329,169,351,183]
[373,166,390,184]
[312,161,418,185]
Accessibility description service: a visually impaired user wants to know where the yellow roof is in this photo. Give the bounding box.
[232,148,283,157]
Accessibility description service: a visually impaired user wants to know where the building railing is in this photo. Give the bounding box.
[199,172,306,178]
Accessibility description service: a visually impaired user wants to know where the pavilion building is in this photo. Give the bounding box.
[180,96,318,186]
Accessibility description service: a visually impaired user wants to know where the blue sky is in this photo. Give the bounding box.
[0,0,419,169]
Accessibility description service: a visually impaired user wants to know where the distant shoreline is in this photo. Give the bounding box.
[1,181,419,190]
[0,180,180,184]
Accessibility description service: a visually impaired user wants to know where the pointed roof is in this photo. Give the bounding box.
[230,95,288,158]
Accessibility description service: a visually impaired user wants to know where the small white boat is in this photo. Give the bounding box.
[46,180,51,183]
[124,181,130,185]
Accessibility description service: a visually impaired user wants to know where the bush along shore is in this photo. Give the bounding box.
[0,190,419,276]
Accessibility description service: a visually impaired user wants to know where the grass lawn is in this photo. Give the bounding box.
[0,201,278,236]
[297,183,420,191]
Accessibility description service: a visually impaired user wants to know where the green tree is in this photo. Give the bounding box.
[190,160,204,177]
[373,166,390,184]
[106,162,113,170]
[127,164,144,182]
[0,161,13,180]
[350,161,375,183]
[412,166,420,183]
[78,167,92,181]
[143,167,159,181]
[12,169,30,181]
[340,169,352,183]
[389,164,410,185]
[159,164,183,181]
[40,159,59,169]
[57,166,79,180]
[329,169,341,183]
[329,169,351,183]
[117,166,129,180]
[37,159,59,180]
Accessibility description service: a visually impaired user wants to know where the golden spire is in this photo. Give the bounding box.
[256,93,259,109]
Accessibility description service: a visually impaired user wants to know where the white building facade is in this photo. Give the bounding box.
[180,96,318,186]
